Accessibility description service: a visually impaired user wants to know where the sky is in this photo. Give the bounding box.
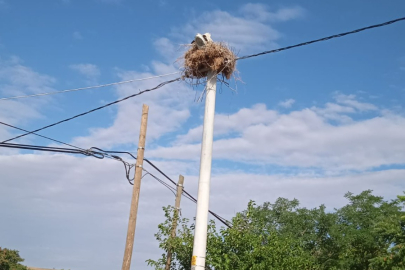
[0,0,405,269]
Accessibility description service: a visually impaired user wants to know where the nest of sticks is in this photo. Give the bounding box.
[182,42,236,80]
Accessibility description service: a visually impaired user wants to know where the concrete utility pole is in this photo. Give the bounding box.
[191,46,217,270]
[165,175,185,270]
[122,104,149,270]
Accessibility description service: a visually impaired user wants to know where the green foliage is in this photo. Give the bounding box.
[148,190,405,270]
[205,201,316,270]
[369,193,405,270]
[0,248,28,270]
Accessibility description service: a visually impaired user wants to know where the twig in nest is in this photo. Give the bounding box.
[182,42,237,81]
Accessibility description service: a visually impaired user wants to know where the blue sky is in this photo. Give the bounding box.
[1,0,405,269]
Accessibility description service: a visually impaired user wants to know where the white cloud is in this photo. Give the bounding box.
[1,4,401,270]
[69,63,100,84]
[0,153,403,269]
[240,4,305,22]
[70,62,191,149]
[153,37,178,62]
[311,94,378,123]
[158,4,305,56]
[278,98,295,108]
[67,1,303,164]
[0,57,56,142]
[334,93,378,111]
[171,10,279,53]
[149,97,405,172]
[311,102,355,123]
[176,104,278,144]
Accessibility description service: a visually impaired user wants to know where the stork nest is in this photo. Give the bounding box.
[182,42,236,80]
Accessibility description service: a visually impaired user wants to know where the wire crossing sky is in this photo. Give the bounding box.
[237,16,405,60]
[0,72,180,101]
[2,78,181,143]
[3,16,404,145]
[0,1,404,270]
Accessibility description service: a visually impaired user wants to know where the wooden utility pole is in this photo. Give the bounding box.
[122,104,149,270]
[165,175,185,270]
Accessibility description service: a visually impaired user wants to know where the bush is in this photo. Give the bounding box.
[0,247,28,270]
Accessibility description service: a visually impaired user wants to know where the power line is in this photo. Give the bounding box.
[1,78,181,143]
[143,168,177,196]
[142,158,232,228]
[0,121,88,151]
[0,121,128,162]
[0,141,137,183]
[237,16,405,60]
[4,18,401,142]
[0,142,101,157]
[0,137,231,226]
[0,72,180,101]
[0,121,138,183]
[0,121,128,164]
[97,150,232,227]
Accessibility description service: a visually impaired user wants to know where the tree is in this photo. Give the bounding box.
[0,248,28,270]
[148,190,405,270]
[147,204,317,270]
[369,193,405,269]
[205,201,317,270]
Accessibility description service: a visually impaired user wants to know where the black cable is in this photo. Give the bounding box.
[237,17,405,60]
[2,78,181,143]
[0,141,231,226]
[0,122,134,163]
[144,158,178,186]
[89,148,148,185]
[143,166,231,227]
[0,142,90,156]
[102,152,135,185]
[143,158,232,228]
[1,123,229,225]
[0,140,136,182]
[0,121,88,152]
[99,152,232,227]
[143,169,177,196]
[90,148,137,160]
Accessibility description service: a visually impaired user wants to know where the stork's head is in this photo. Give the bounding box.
[193,33,213,49]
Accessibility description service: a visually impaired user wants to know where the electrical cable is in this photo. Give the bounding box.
[0,142,97,156]
[1,78,181,143]
[143,168,177,196]
[0,121,137,182]
[142,158,232,228]
[0,72,180,101]
[0,140,231,227]
[2,16,402,229]
[237,16,405,60]
[0,121,134,162]
[95,150,232,227]
[0,142,137,183]
[0,121,88,151]
[0,121,135,162]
